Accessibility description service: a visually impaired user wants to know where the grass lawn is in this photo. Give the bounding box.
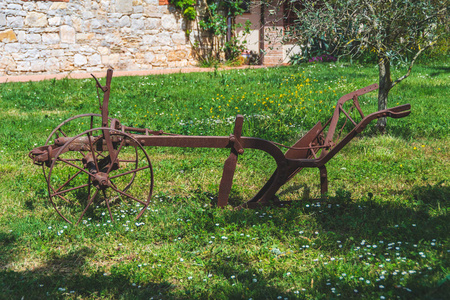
[0,61,448,299]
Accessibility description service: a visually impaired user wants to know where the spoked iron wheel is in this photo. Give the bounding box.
[42,114,113,180]
[47,128,153,225]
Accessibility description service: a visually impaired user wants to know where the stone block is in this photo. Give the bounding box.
[45,57,60,72]
[98,46,110,55]
[131,19,145,31]
[161,15,176,31]
[17,61,31,71]
[74,54,87,66]
[168,50,187,61]
[102,54,120,65]
[110,46,122,53]
[89,53,102,65]
[72,17,82,32]
[23,2,36,11]
[48,16,61,26]
[156,33,172,46]
[133,6,144,14]
[144,52,155,63]
[25,12,48,28]
[0,14,6,27]
[104,33,122,45]
[7,16,24,28]
[60,25,75,43]
[120,27,132,34]
[154,54,167,63]
[145,18,160,30]
[63,15,73,26]
[31,60,45,72]
[68,44,81,52]
[50,49,65,57]
[82,11,94,20]
[24,49,39,59]
[100,0,110,11]
[86,67,103,72]
[0,29,17,42]
[143,5,163,18]
[83,20,92,32]
[116,0,133,13]
[42,33,60,44]
[16,31,26,42]
[172,32,186,45]
[50,2,68,10]
[0,55,16,71]
[91,19,103,30]
[37,2,51,10]
[119,16,130,27]
[59,59,70,71]
[7,4,22,10]
[3,9,28,17]
[26,33,41,43]
[4,43,20,53]
[109,13,123,19]
[76,33,95,42]
[79,46,96,54]
[142,35,155,45]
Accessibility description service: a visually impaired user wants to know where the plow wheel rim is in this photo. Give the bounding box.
[42,113,113,186]
[44,113,113,146]
[47,127,154,225]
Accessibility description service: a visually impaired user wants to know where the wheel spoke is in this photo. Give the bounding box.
[109,165,150,180]
[54,192,73,205]
[102,190,114,223]
[51,183,90,197]
[109,185,148,206]
[57,157,94,177]
[119,159,138,163]
[76,188,99,225]
[58,128,68,137]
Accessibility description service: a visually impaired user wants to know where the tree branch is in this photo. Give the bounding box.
[391,40,437,88]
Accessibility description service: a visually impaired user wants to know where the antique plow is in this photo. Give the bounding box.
[29,69,411,224]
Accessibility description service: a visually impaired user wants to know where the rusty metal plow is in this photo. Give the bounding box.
[29,69,411,224]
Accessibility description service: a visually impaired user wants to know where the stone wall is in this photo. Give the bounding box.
[0,0,196,76]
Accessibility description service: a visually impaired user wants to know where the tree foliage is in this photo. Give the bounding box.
[284,0,449,132]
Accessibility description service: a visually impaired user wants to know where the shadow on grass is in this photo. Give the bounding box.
[0,245,175,299]
[218,182,449,299]
[428,66,450,77]
[1,182,448,299]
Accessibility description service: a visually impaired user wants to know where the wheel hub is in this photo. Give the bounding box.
[92,172,110,190]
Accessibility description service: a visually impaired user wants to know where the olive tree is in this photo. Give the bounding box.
[284,0,448,132]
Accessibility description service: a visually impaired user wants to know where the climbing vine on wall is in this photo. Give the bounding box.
[170,0,252,62]
[169,0,197,21]
[169,0,197,20]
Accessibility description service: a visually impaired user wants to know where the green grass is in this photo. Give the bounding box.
[0,62,449,299]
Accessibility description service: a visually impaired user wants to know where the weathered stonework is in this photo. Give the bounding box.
[0,0,195,75]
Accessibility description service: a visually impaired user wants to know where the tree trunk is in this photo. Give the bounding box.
[376,56,393,133]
